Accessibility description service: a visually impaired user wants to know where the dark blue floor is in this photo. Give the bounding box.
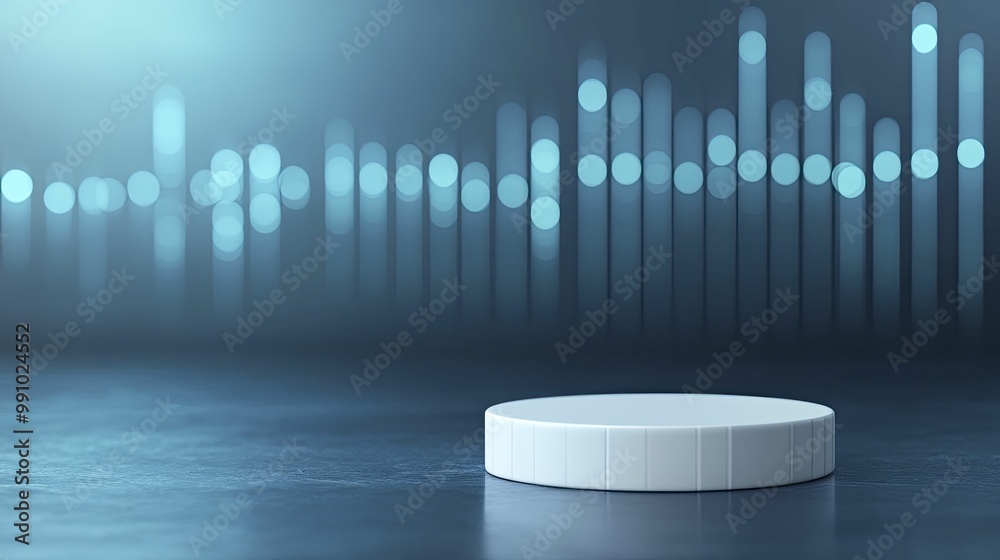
[13,352,999,559]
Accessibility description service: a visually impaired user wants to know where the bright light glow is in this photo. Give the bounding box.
[127,171,161,207]
[1,169,33,203]
[578,78,608,113]
[44,182,75,214]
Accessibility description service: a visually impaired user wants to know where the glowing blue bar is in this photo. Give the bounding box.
[530,116,560,331]
[395,144,423,314]
[738,7,769,332]
[911,2,938,325]
[495,102,529,331]
[212,201,245,318]
[802,31,834,340]
[673,107,704,342]
[835,94,867,339]
[324,118,355,305]
[360,141,389,310]
[610,83,642,341]
[642,73,672,339]
[78,177,109,296]
[249,144,281,200]
[873,118,901,339]
[578,49,609,322]
[153,85,186,190]
[769,100,801,341]
[212,149,244,203]
[1,169,32,271]
[706,109,737,342]
[461,161,491,331]
[958,34,985,335]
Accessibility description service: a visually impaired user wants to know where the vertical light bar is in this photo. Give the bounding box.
[802,32,834,340]
[706,109,738,342]
[152,85,186,190]
[495,102,529,331]
[249,144,281,200]
[78,177,109,296]
[0,169,33,272]
[212,201,245,319]
[738,7,768,331]
[958,34,985,335]
[248,192,281,300]
[873,118,902,339]
[609,84,642,341]
[834,94,867,338]
[530,115,561,332]
[577,50,609,323]
[769,100,801,341]
[211,149,244,204]
[673,107,705,343]
[127,171,160,294]
[461,161,491,332]
[154,198,186,316]
[395,144,424,315]
[642,73,672,339]
[359,141,389,314]
[325,118,356,307]
[429,151,460,330]
[43,181,75,290]
[911,2,939,325]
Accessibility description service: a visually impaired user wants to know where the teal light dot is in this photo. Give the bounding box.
[429,154,458,186]
[359,162,388,197]
[396,164,422,200]
[578,155,607,187]
[44,182,75,214]
[911,149,939,180]
[461,179,490,213]
[957,139,984,169]
[912,24,937,54]
[325,156,354,196]
[739,31,767,65]
[674,162,703,195]
[611,153,641,186]
[873,151,902,182]
[1,169,33,204]
[834,164,866,199]
[531,139,560,174]
[708,136,736,167]
[249,193,281,234]
[643,151,672,193]
[127,171,160,207]
[530,196,560,230]
[578,78,607,113]
[802,155,832,185]
[497,174,528,209]
[804,78,833,111]
[770,153,801,186]
[738,150,768,182]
